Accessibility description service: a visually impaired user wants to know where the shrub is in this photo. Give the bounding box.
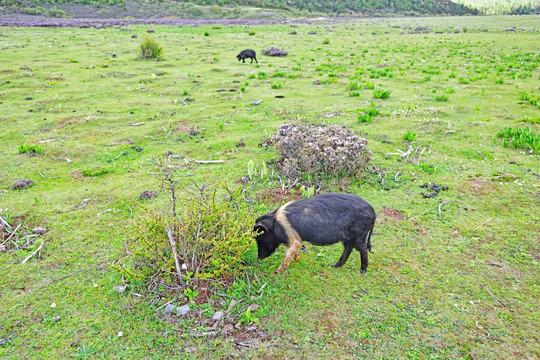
[18,143,42,155]
[49,8,67,18]
[204,31,210,36]
[271,82,283,89]
[323,39,330,44]
[248,31,256,36]
[373,89,390,99]
[139,34,163,60]
[494,127,540,152]
[270,124,371,179]
[348,81,361,91]
[403,131,417,142]
[116,176,254,291]
[435,94,449,102]
[262,47,288,57]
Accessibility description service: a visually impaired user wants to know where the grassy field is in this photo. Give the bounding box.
[1,15,539,359]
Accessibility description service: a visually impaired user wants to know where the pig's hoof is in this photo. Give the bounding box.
[360,269,367,274]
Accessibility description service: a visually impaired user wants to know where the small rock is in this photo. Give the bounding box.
[177,304,190,316]
[0,244,6,252]
[212,311,224,321]
[140,190,158,200]
[221,324,234,337]
[12,179,34,190]
[131,34,137,38]
[246,325,257,332]
[25,96,32,100]
[50,302,56,308]
[147,29,155,33]
[236,141,245,148]
[52,316,61,322]
[32,226,47,235]
[247,304,259,312]
[113,285,127,293]
[163,304,176,315]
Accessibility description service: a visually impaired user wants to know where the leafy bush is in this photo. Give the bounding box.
[271,82,283,89]
[495,127,540,152]
[116,176,254,291]
[435,94,449,102]
[49,8,67,18]
[248,31,256,36]
[139,34,163,60]
[18,143,42,155]
[270,124,371,179]
[323,38,330,44]
[373,89,390,99]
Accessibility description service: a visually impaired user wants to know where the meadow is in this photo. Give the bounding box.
[0,15,539,359]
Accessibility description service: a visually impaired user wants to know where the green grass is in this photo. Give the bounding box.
[1,15,539,359]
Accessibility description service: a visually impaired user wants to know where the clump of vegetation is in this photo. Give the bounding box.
[403,130,417,142]
[18,143,42,155]
[519,90,539,108]
[323,38,330,44]
[116,174,253,293]
[357,102,380,123]
[248,30,256,36]
[81,168,109,177]
[262,46,288,57]
[373,89,390,99]
[271,82,283,89]
[204,31,210,36]
[521,116,540,124]
[348,81,362,91]
[270,124,371,179]
[139,34,163,60]
[435,94,449,102]
[495,127,540,152]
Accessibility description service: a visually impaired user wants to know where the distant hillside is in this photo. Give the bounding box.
[1,0,481,19]
[453,0,540,15]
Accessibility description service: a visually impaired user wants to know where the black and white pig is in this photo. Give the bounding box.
[254,193,376,273]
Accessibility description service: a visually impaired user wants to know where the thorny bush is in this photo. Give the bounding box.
[116,174,254,294]
[270,124,371,180]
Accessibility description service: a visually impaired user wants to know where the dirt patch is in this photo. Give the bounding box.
[379,206,404,222]
[57,115,87,126]
[461,178,496,196]
[257,188,301,204]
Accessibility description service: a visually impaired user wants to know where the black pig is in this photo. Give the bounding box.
[254,193,376,273]
[236,49,258,63]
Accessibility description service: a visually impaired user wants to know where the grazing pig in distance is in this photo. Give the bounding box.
[254,193,376,274]
[236,49,258,63]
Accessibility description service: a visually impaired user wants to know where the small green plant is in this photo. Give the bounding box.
[521,116,540,124]
[239,307,259,324]
[204,32,210,36]
[357,102,380,123]
[435,94,449,102]
[139,34,163,60]
[218,122,225,131]
[184,287,198,302]
[373,89,390,99]
[348,81,361,91]
[18,143,42,155]
[182,89,189,96]
[271,82,283,89]
[81,168,109,177]
[349,91,361,97]
[364,81,375,90]
[247,160,268,180]
[403,131,417,142]
[300,185,315,198]
[495,127,540,152]
[248,31,256,36]
[323,38,330,44]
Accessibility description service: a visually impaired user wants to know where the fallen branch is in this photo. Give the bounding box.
[482,285,507,307]
[0,215,12,230]
[1,223,21,246]
[473,217,495,232]
[21,239,45,264]
[165,224,186,288]
[194,160,224,164]
[57,199,90,214]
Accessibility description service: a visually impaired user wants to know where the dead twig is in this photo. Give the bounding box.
[194,160,224,164]
[0,215,12,230]
[0,334,27,347]
[46,264,105,285]
[57,199,90,214]
[1,223,21,246]
[473,217,495,232]
[482,285,507,307]
[21,239,45,264]
[165,223,186,288]
[438,200,456,220]
[70,327,87,347]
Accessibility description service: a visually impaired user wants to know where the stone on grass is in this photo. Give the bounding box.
[212,311,224,321]
[176,304,190,316]
[12,179,34,190]
[163,304,176,315]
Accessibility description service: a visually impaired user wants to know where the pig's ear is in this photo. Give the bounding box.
[254,222,268,234]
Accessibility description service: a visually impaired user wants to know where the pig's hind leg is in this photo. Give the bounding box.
[332,242,354,268]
